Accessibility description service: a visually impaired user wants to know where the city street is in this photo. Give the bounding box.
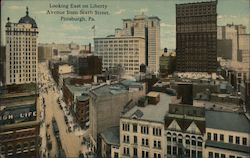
[38,62,89,158]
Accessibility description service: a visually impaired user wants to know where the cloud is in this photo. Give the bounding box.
[62,23,81,31]
[114,9,126,15]
[8,5,24,10]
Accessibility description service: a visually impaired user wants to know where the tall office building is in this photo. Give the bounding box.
[176,1,217,72]
[94,14,160,75]
[217,24,247,61]
[123,15,161,73]
[94,36,145,76]
[5,7,38,85]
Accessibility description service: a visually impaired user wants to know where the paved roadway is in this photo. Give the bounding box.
[38,62,89,158]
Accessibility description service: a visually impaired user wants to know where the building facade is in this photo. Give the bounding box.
[122,15,161,73]
[5,7,38,85]
[165,104,205,158]
[94,36,145,76]
[176,1,217,72]
[88,81,145,153]
[94,14,161,75]
[205,110,250,158]
[0,83,40,158]
[119,92,172,158]
[217,24,247,62]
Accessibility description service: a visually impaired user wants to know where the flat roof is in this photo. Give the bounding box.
[122,92,171,123]
[206,140,250,154]
[90,84,127,97]
[100,126,120,145]
[206,110,250,133]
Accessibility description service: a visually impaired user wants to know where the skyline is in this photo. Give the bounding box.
[1,0,250,49]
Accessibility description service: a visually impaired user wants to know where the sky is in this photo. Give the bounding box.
[1,0,250,49]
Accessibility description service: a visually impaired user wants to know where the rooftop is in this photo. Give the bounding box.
[122,92,171,123]
[206,140,250,154]
[90,84,127,97]
[100,126,120,145]
[90,80,143,97]
[194,100,241,112]
[205,110,250,133]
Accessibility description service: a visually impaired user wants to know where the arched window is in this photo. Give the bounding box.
[7,145,13,152]
[178,134,183,143]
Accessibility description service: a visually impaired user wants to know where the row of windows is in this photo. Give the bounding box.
[6,32,37,36]
[123,147,161,158]
[122,123,162,136]
[6,28,37,32]
[167,145,202,158]
[0,141,36,154]
[95,40,139,44]
[207,132,247,145]
[208,152,242,158]
[9,78,36,83]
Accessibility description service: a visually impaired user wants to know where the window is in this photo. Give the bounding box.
[134,136,137,144]
[167,136,171,141]
[133,148,137,157]
[167,145,171,154]
[215,153,219,158]
[214,134,217,141]
[123,147,129,156]
[178,138,182,143]
[142,138,149,146]
[186,149,190,156]
[142,151,149,158]
[114,152,119,158]
[192,140,196,146]
[153,128,161,136]
[229,135,233,143]
[173,146,177,155]
[208,152,213,158]
[141,126,149,134]
[122,123,130,131]
[198,141,202,146]
[133,124,137,132]
[123,135,129,143]
[220,134,224,141]
[243,137,247,145]
[153,140,161,149]
[207,133,211,140]
[229,156,235,158]
[192,150,196,158]
[236,136,240,144]
[197,151,202,158]
[221,154,225,158]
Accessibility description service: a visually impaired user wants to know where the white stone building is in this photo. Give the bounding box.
[119,92,171,158]
[94,37,145,76]
[5,7,38,85]
[94,14,160,75]
[205,110,250,158]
